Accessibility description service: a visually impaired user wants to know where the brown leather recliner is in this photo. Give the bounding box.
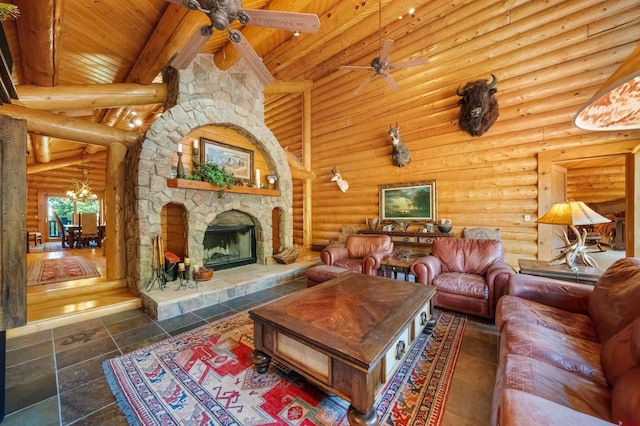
[410,238,515,318]
[320,234,393,275]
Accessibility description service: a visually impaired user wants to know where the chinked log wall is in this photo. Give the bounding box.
[265,0,640,266]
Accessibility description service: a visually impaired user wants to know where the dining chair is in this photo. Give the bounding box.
[53,211,72,248]
[79,212,101,247]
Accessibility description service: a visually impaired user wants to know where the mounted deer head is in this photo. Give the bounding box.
[388,123,411,167]
[331,166,349,192]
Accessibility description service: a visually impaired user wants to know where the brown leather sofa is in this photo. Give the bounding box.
[410,238,515,318]
[492,257,640,425]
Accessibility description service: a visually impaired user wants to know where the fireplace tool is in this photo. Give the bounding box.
[145,235,167,291]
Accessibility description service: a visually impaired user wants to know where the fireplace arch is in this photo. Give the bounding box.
[127,57,293,291]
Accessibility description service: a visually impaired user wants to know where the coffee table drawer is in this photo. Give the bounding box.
[412,299,432,339]
[384,327,410,381]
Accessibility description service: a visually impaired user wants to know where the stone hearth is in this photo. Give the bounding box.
[126,56,295,308]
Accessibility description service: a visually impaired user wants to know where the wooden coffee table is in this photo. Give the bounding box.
[249,273,436,425]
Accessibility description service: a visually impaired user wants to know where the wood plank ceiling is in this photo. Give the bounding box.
[3,1,637,168]
[2,1,639,253]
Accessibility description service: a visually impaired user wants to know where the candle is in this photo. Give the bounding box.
[178,262,185,271]
[255,168,261,184]
[193,139,198,150]
[184,257,190,265]
[177,143,182,153]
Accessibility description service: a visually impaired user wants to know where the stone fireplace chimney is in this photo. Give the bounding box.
[126,56,293,291]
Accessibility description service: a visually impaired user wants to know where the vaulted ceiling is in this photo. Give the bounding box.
[1,0,638,174]
[1,0,422,168]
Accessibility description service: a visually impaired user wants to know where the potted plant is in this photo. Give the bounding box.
[187,161,234,197]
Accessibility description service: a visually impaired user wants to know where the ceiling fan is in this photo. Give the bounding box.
[166,0,321,85]
[339,2,430,94]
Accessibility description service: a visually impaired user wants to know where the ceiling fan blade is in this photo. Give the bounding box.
[340,65,375,71]
[392,56,430,70]
[379,39,395,64]
[228,29,275,85]
[354,74,376,95]
[241,9,321,33]
[170,25,213,70]
[382,72,400,92]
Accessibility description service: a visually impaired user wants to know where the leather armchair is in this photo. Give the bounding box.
[411,238,515,318]
[320,234,393,275]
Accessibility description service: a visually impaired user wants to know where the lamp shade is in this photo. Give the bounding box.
[574,42,640,130]
[537,201,611,226]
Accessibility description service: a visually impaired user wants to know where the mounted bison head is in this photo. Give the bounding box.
[457,74,499,137]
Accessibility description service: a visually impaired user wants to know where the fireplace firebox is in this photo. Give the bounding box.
[203,224,257,270]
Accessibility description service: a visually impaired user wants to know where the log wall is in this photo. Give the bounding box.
[266,0,640,266]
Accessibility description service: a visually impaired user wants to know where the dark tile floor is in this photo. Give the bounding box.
[3,278,498,425]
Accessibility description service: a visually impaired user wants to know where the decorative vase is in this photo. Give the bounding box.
[366,217,380,231]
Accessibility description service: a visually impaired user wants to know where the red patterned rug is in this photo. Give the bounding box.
[104,308,466,425]
[27,256,101,286]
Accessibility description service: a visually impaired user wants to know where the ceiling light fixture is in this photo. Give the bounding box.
[128,111,143,129]
[66,155,98,202]
[293,30,300,36]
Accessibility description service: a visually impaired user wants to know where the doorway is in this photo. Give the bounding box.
[46,196,100,243]
[538,142,638,260]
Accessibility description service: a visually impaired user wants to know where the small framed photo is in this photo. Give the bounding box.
[379,180,437,222]
[200,138,253,180]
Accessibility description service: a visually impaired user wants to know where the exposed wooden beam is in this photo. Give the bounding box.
[15,83,167,111]
[0,104,140,147]
[27,151,107,175]
[100,5,207,127]
[14,0,61,86]
[285,149,315,180]
[128,5,207,84]
[30,134,51,164]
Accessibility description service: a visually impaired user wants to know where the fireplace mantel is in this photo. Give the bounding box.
[167,178,281,197]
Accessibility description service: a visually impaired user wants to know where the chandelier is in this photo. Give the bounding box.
[66,179,97,202]
[66,156,98,202]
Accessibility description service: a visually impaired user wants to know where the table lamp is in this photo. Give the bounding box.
[537,201,611,271]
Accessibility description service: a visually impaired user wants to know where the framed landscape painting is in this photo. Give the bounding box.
[379,180,437,222]
[200,138,253,180]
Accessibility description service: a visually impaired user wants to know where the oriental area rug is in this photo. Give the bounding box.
[27,256,100,286]
[104,308,466,426]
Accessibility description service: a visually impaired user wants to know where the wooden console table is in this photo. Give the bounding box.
[518,259,603,285]
[359,230,453,256]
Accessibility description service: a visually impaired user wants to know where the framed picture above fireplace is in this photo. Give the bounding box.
[379,180,437,222]
[200,138,253,180]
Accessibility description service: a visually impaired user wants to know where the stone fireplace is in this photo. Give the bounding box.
[126,56,294,291]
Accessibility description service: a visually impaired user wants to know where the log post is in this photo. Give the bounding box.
[105,143,128,282]
[0,115,27,331]
[303,88,313,248]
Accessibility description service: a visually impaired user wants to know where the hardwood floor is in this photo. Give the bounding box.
[12,243,140,339]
